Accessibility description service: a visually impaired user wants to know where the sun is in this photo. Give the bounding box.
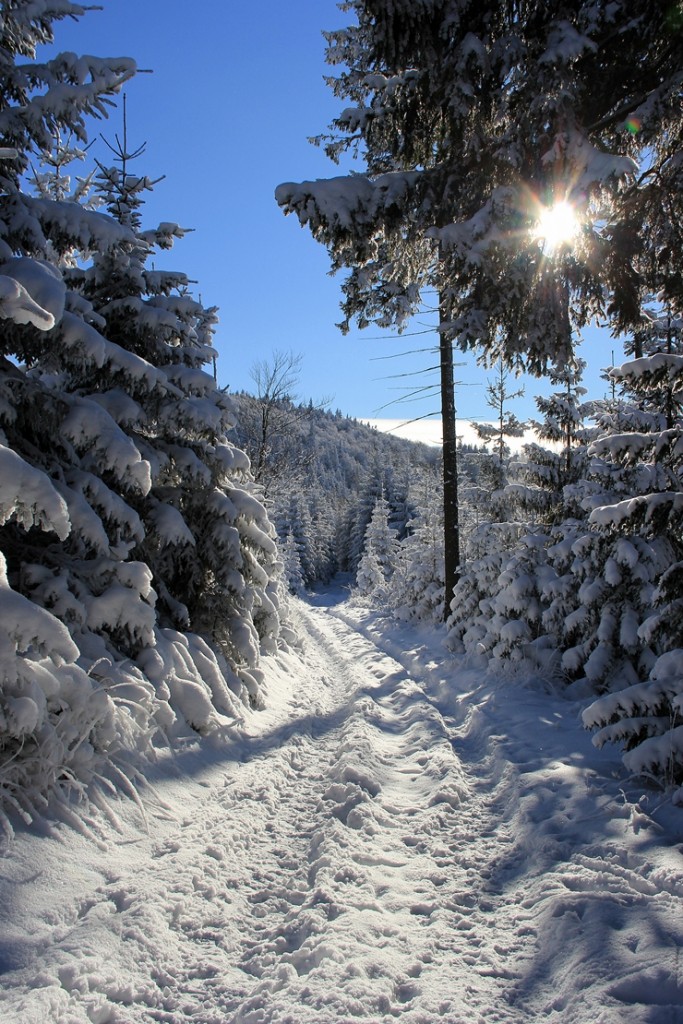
[534,200,580,254]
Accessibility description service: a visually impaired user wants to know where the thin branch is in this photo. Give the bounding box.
[370,346,438,360]
[374,385,441,411]
[374,363,441,380]
[368,411,442,431]
[391,377,442,390]
[356,327,438,340]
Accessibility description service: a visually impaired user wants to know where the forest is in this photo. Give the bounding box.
[0,0,682,842]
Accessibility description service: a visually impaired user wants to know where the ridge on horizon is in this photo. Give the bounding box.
[362,417,546,452]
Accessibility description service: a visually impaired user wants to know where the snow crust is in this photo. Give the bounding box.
[0,587,681,1023]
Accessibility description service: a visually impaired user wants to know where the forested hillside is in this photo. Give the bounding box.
[231,392,441,580]
[230,389,531,621]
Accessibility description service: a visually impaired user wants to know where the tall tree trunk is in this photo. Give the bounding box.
[439,294,460,620]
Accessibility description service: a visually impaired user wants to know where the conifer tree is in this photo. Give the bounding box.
[579,337,683,789]
[506,358,592,525]
[355,493,398,600]
[66,116,281,669]
[390,502,445,623]
[278,494,317,586]
[276,0,681,609]
[0,3,281,821]
[474,359,527,487]
[282,529,306,595]
[0,1,146,817]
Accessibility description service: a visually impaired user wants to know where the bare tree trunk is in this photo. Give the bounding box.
[439,295,460,621]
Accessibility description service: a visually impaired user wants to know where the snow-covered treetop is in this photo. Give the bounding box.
[278,0,683,373]
[0,37,135,190]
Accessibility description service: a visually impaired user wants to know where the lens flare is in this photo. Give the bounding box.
[534,200,580,254]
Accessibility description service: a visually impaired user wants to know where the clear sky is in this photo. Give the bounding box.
[40,0,620,427]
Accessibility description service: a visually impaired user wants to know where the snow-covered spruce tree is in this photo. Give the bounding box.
[0,1,151,822]
[281,529,306,596]
[456,317,683,704]
[463,360,528,534]
[447,357,592,666]
[390,500,445,624]
[275,493,317,587]
[354,492,399,602]
[340,462,412,575]
[447,521,525,655]
[339,468,384,573]
[579,340,683,793]
[306,488,338,582]
[0,4,281,825]
[518,315,682,698]
[63,126,282,709]
[505,358,592,526]
[474,359,526,489]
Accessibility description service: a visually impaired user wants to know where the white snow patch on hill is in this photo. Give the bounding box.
[363,417,551,451]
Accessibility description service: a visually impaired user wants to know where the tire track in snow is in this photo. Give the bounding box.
[207,599,538,1024]
[329,603,683,1022]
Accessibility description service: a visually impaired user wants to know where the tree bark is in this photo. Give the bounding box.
[439,295,460,620]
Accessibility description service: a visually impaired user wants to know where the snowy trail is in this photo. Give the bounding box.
[1,591,683,1023]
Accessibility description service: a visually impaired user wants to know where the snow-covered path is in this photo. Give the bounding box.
[1,591,683,1023]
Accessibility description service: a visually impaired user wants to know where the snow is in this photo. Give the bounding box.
[61,396,152,494]
[0,258,66,329]
[275,172,419,234]
[1,584,682,1024]
[539,20,597,64]
[362,417,556,453]
[0,269,60,331]
[0,442,71,540]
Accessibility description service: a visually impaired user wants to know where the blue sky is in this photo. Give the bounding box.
[42,0,620,427]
